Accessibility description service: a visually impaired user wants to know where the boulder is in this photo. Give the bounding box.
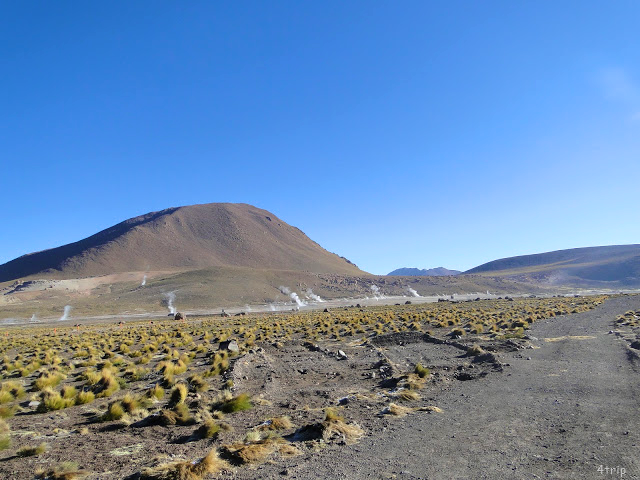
[219,340,239,353]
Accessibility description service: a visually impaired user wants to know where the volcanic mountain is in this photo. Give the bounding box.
[0,203,363,282]
[465,244,640,287]
[387,267,461,277]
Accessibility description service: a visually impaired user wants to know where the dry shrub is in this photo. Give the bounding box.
[399,373,426,391]
[414,363,430,378]
[258,416,294,431]
[75,390,95,405]
[380,402,413,417]
[146,384,165,401]
[416,405,443,413]
[35,372,65,391]
[277,443,302,457]
[17,442,47,457]
[0,419,10,450]
[322,409,364,443]
[288,408,363,445]
[168,384,188,407]
[37,388,76,412]
[218,393,252,413]
[394,389,421,402]
[35,462,88,480]
[467,344,485,356]
[101,401,126,422]
[0,405,16,419]
[157,404,194,426]
[221,434,283,465]
[140,449,228,480]
[194,419,221,439]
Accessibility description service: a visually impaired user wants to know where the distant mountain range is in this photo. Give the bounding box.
[465,244,640,287]
[387,267,461,277]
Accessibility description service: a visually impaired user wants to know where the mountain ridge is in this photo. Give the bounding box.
[0,203,363,282]
[465,244,640,286]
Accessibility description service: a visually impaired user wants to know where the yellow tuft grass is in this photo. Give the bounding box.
[381,402,413,417]
[17,442,47,457]
[140,449,228,480]
[258,416,294,431]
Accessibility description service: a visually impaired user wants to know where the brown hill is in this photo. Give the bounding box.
[0,203,363,282]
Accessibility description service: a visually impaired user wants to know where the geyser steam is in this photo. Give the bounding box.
[164,292,177,314]
[370,285,384,299]
[406,287,420,297]
[305,289,324,302]
[60,305,72,321]
[279,286,306,307]
[141,275,147,286]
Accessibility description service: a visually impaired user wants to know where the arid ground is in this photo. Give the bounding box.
[0,294,638,479]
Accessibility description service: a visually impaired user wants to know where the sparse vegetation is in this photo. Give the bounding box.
[218,392,252,413]
[0,295,608,478]
[414,363,430,378]
[140,449,228,479]
[35,462,88,480]
[17,442,47,457]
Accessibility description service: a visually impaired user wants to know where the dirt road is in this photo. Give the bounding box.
[234,295,640,480]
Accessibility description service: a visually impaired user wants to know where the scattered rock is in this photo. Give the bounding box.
[219,340,239,353]
[337,350,348,360]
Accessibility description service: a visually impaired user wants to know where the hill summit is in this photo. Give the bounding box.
[0,203,362,282]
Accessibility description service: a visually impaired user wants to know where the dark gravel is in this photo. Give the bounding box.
[227,295,640,480]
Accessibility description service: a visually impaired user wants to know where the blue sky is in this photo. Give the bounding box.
[1,1,639,275]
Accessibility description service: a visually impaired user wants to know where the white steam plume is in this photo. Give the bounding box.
[406,287,420,297]
[279,286,306,307]
[30,313,38,322]
[164,292,177,315]
[370,285,384,299]
[60,305,72,321]
[305,289,324,302]
[141,275,147,286]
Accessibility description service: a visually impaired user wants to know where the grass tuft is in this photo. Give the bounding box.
[140,449,228,479]
[219,393,252,413]
[35,462,89,480]
[414,363,430,378]
[17,442,47,457]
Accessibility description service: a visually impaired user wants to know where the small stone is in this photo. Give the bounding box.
[337,350,348,359]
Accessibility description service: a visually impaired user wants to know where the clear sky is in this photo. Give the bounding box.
[1,1,639,275]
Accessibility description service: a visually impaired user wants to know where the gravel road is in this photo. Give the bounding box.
[236,295,640,480]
